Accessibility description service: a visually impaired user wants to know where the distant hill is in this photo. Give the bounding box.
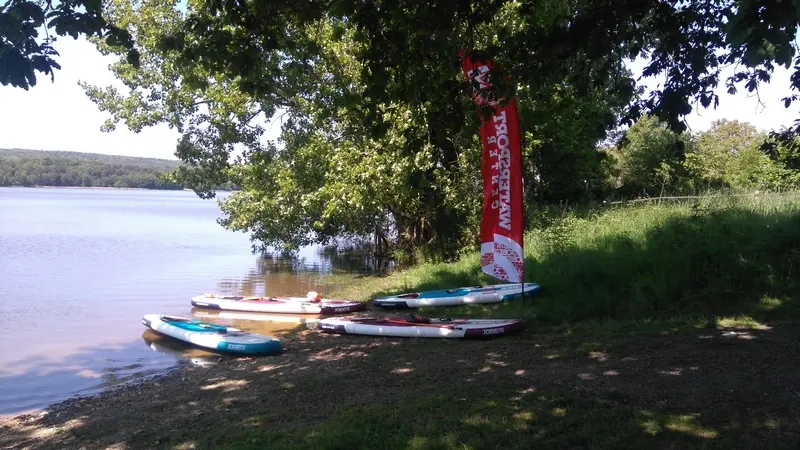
[0,148,184,190]
[0,148,181,169]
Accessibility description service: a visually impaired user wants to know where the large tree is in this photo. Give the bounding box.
[73,0,632,260]
[79,0,489,259]
[608,115,688,198]
[685,119,794,191]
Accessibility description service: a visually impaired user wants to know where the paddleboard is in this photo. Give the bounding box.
[371,282,541,308]
[315,315,524,339]
[191,293,366,315]
[141,314,282,355]
[191,308,317,324]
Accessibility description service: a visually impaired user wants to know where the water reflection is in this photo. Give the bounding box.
[140,330,222,365]
[259,240,396,275]
[205,314,307,338]
[189,308,314,336]
[217,242,395,297]
[191,307,319,325]
[215,267,323,298]
[313,241,396,273]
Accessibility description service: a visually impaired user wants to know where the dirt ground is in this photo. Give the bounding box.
[2,322,800,449]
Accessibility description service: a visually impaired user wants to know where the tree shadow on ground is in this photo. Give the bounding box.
[367,204,800,328]
[2,322,799,450]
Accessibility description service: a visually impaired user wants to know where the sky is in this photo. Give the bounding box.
[1,37,799,161]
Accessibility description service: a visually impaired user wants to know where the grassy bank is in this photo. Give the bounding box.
[324,192,800,331]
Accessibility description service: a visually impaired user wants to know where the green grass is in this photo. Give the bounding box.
[209,394,794,450]
[324,192,800,331]
[201,392,756,450]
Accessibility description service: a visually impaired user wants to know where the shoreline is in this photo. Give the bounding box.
[0,185,240,193]
[0,361,187,421]
[0,368,179,421]
[0,185,185,191]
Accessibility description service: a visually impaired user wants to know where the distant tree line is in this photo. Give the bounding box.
[0,148,236,190]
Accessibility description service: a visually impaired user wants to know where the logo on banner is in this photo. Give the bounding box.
[468,65,499,107]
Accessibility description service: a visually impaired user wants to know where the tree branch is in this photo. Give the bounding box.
[244,108,263,124]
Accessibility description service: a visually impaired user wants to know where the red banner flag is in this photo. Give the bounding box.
[459,50,525,283]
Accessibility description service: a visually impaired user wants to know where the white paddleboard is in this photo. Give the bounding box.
[315,315,524,339]
[141,314,282,355]
[371,282,541,308]
[191,293,365,315]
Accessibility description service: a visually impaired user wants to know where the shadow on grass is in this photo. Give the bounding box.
[362,204,800,332]
[3,323,799,450]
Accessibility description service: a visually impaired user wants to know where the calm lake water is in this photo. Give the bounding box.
[0,187,380,416]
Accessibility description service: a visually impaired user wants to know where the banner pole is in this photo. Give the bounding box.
[521,193,524,299]
[519,100,525,300]
[521,165,525,299]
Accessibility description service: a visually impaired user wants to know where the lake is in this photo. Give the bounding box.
[0,187,379,416]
